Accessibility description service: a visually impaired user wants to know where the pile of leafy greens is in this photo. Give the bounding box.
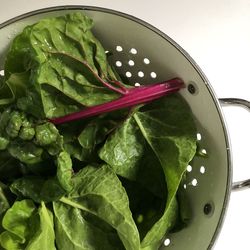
[0,12,197,250]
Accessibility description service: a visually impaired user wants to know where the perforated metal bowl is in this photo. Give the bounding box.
[1,6,247,250]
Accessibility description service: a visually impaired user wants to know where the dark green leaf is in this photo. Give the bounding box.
[5,12,122,119]
[5,72,29,102]
[99,94,197,249]
[0,75,14,107]
[99,117,145,180]
[35,123,59,146]
[54,202,124,250]
[55,151,73,192]
[99,117,167,198]
[120,178,166,240]
[63,111,126,162]
[0,152,22,183]
[133,95,197,248]
[8,141,43,165]
[10,177,65,203]
[55,165,140,250]
[0,183,10,217]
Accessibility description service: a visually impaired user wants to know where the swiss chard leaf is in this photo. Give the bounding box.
[120,178,166,240]
[25,202,56,250]
[99,116,167,198]
[0,232,21,250]
[54,201,124,250]
[0,11,198,250]
[99,117,145,180]
[0,75,14,108]
[99,94,197,249]
[0,200,36,249]
[133,95,197,248]
[62,110,128,163]
[0,201,56,250]
[55,151,73,192]
[0,152,22,183]
[0,182,12,237]
[4,72,29,104]
[54,165,140,250]
[10,177,65,203]
[5,12,122,119]
[0,183,10,217]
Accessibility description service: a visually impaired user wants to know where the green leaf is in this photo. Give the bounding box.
[54,165,140,250]
[133,95,197,248]
[0,76,14,107]
[99,117,167,198]
[0,231,21,250]
[5,12,122,119]
[8,141,44,165]
[0,182,12,236]
[10,177,65,203]
[56,151,73,192]
[0,202,56,250]
[99,95,197,248]
[0,183,10,216]
[1,200,36,244]
[54,201,124,250]
[0,152,21,183]
[35,123,59,146]
[5,110,24,138]
[0,109,11,135]
[99,117,145,180]
[5,72,29,102]
[26,202,56,250]
[120,178,166,240]
[63,111,127,162]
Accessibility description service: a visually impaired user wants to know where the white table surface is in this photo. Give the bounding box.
[1,0,250,249]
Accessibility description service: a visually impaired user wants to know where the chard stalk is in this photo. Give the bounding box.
[50,78,184,125]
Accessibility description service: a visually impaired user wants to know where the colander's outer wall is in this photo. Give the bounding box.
[0,6,232,250]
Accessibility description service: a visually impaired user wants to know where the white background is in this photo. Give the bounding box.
[1,0,250,249]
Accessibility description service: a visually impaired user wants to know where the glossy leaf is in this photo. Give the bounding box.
[10,177,65,203]
[56,151,73,192]
[5,12,121,119]
[100,95,196,248]
[26,202,56,250]
[54,165,140,250]
[133,95,197,248]
[99,117,145,180]
[0,200,36,249]
[0,231,21,250]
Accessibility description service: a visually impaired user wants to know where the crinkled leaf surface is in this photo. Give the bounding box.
[0,183,10,217]
[4,12,121,118]
[25,202,56,250]
[0,11,198,250]
[0,200,36,249]
[99,117,145,180]
[10,177,65,203]
[100,95,197,249]
[56,151,73,192]
[134,95,197,249]
[54,165,140,250]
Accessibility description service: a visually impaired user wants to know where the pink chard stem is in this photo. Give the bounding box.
[50,77,185,125]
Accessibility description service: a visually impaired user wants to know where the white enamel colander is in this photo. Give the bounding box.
[0,6,249,250]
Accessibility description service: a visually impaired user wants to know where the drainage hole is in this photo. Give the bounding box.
[204,202,214,216]
[163,238,171,247]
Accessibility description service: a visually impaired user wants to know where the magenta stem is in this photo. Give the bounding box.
[50,78,184,125]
